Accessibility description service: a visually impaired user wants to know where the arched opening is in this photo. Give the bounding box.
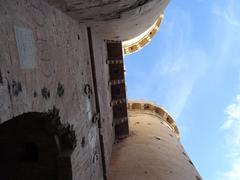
[0,110,76,180]
[166,116,174,124]
[143,103,155,111]
[155,107,165,117]
[132,103,141,110]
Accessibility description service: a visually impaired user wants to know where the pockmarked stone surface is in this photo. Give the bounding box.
[0,0,189,180]
[108,101,202,180]
[0,0,115,179]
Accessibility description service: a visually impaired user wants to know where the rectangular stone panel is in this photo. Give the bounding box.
[14,26,37,69]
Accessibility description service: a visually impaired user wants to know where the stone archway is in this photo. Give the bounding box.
[0,107,76,180]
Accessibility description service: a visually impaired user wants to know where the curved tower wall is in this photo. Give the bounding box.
[109,101,201,180]
[47,0,169,41]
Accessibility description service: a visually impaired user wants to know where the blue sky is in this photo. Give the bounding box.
[124,0,240,179]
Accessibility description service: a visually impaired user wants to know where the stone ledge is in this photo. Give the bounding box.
[127,100,180,139]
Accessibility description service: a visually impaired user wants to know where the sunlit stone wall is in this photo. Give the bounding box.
[109,101,202,180]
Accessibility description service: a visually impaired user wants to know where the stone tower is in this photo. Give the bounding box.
[109,100,201,180]
[0,0,202,179]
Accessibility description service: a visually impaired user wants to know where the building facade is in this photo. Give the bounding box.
[0,0,201,179]
[109,101,201,180]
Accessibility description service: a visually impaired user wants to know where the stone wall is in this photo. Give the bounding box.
[46,0,169,41]
[90,31,115,174]
[109,101,201,180]
[0,0,115,179]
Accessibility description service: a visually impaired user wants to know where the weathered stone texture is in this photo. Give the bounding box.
[46,0,169,41]
[91,32,115,173]
[0,0,114,179]
[109,102,201,180]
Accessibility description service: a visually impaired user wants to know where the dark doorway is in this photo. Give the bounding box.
[0,111,75,180]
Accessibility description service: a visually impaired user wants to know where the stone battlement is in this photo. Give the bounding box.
[128,100,180,138]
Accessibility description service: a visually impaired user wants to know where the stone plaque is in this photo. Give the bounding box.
[14,26,37,69]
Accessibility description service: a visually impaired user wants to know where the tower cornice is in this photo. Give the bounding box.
[127,100,180,139]
[123,14,164,55]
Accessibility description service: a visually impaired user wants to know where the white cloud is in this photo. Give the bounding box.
[213,6,240,179]
[133,7,208,120]
[158,49,207,119]
[210,1,240,179]
[223,95,240,146]
[136,47,208,120]
[221,95,240,129]
[213,10,240,28]
[221,160,240,180]
[211,0,240,63]
[212,0,240,28]
[220,94,240,180]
